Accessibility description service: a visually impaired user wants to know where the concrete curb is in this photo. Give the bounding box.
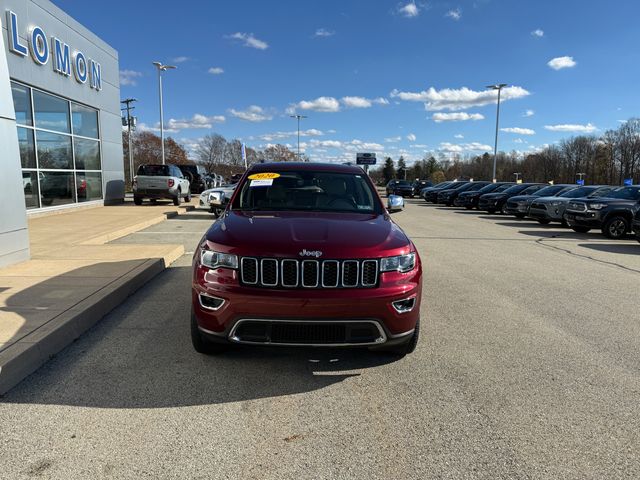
[0,255,176,396]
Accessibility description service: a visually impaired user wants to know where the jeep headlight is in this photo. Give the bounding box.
[200,250,238,270]
[380,253,416,273]
[588,203,607,210]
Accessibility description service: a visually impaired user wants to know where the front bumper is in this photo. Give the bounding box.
[478,198,500,210]
[192,264,422,347]
[564,210,603,228]
[529,204,566,221]
[504,202,530,215]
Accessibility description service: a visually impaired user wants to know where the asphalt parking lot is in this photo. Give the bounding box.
[0,199,638,479]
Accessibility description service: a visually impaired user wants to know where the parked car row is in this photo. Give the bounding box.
[385,179,433,198]
[418,180,640,242]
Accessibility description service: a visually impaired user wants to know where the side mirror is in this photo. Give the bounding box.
[387,194,404,213]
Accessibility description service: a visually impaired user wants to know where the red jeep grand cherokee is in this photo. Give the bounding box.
[191,162,422,355]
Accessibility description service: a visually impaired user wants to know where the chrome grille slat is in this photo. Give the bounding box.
[240,257,379,289]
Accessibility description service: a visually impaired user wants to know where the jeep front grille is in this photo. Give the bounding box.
[240,257,379,289]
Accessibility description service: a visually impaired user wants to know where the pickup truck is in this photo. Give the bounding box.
[133,164,191,206]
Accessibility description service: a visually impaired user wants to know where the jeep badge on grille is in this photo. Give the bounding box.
[299,249,323,258]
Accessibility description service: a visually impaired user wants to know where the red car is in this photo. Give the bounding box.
[191,162,423,356]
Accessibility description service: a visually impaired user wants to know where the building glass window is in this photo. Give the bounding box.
[71,103,99,139]
[11,81,103,210]
[74,138,101,170]
[22,171,40,209]
[17,127,36,168]
[76,172,103,202]
[40,172,76,207]
[33,89,71,133]
[11,83,32,126]
[36,131,73,169]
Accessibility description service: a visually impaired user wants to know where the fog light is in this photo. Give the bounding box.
[392,297,416,314]
[199,293,225,311]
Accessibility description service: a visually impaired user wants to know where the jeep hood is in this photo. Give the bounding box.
[205,211,411,258]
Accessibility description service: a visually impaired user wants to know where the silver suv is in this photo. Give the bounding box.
[133,164,191,206]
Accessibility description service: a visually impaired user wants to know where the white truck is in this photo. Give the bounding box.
[133,164,191,206]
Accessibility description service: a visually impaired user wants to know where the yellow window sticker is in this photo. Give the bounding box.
[248,173,281,180]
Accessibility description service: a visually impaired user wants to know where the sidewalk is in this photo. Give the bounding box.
[0,200,196,394]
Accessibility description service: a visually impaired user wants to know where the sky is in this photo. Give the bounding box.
[54,0,640,165]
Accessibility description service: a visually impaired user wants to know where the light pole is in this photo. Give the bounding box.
[153,62,177,165]
[121,98,137,185]
[487,83,508,182]
[290,114,308,160]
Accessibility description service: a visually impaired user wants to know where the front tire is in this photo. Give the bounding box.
[571,226,591,233]
[515,213,526,219]
[133,195,143,205]
[487,208,496,214]
[602,216,629,239]
[191,309,228,355]
[537,218,551,225]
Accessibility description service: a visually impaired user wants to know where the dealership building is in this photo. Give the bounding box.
[0,0,124,267]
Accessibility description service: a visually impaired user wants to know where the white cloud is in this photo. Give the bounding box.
[373,97,390,105]
[259,129,324,141]
[119,69,142,86]
[208,67,224,75]
[406,133,417,141]
[544,123,597,133]
[172,56,189,63]
[385,136,402,143]
[531,29,544,38]
[391,85,530,111]
[454,134,464,139]
[446,8,462,20]
[226,32,269,50]
[411,144,428,148]
[314,28,335,37]
[547,56,576,70]
[501,127,536,135]
[294,96,341,112]
[514,138,525,144]
[140,114,226,133]
[440,142,493,153]
[342,96,372,108]
[432,112,484,122]
[228,105,273,122]
[523,109,535,117]
[398,2,419,17]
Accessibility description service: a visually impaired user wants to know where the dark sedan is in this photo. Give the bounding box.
[503,184,576,218]
[455,182,514,209]
[437,181,490,206]
[478,183,545,214]
[412,179,432,196]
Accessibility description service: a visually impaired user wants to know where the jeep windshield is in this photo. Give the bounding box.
[234,170,383,214]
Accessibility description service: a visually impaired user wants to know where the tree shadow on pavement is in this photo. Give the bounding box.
[2,264,400,408]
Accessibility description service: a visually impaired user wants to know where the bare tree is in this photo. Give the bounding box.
[195,134,227,173]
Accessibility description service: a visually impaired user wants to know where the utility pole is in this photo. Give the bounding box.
[153,62,177,165]
[487,83,508,182]
[121,98,137,185]
[290,114,308,160]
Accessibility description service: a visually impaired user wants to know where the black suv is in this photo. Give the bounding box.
[424,181,468,203]
[503,184,576,218]
[412,179,432,196]
[437,181,490,206]
[478,183,545,214]
[391,179,415,197]
[178,164,212,194]
[564,186,640,239]
[455,182,513,209]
